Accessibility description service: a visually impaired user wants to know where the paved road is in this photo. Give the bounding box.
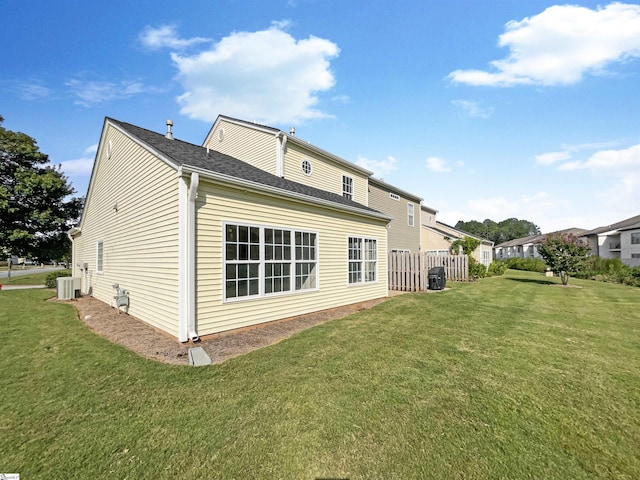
[0,266,65,279]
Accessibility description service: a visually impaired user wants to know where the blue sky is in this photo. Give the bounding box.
[2,0,640,232]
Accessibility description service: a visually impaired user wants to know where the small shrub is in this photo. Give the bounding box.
[469,257,488,280]
[487,260,508,277]
[45,270,71,288]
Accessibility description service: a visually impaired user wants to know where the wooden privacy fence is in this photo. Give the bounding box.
[388,252,469,291]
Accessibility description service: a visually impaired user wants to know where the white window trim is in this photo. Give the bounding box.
[342,175,354,200]
[96,240,104,274]
[347,235,378,286]
[301,159,312,176]
[389,192,400,201]
[407,203,415,227]
[223,221,319,303]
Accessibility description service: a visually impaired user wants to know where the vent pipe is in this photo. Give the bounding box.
[165,119,174,139]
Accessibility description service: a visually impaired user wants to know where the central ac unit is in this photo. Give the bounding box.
[57,277,81,300]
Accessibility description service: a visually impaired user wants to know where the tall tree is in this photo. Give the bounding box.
[455,218,541,244]
[0,115,82,261]
[537,233,591,285]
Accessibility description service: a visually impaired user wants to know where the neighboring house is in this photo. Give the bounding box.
[580,215,640,267]
[69,118,390,342]
[203,115,423,253]
[493,228,588,260]
[420,205,494,266]
[368,177,422,253]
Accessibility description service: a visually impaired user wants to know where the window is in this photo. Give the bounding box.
[408,203,415,227]
[389,192,400,201]
[96,241,104,273]
[225,225,260,299]
[631,233,640,245]
[631,253,640,259]
[342,175,353,200]
[348,236,377,284]
[224,223,317,300]
[301,160,312,175]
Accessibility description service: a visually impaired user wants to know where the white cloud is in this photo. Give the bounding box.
[558,143,640,172]
[451,99,494,118]
[60,157,94,176]
[170,22,340,124]
[449,3,640,87]
[67,79,149,106]
[19,83,51,101]
[426,156,451,172]
[356,155,397,177]
[535,151,571,165]
[139,25,211,50]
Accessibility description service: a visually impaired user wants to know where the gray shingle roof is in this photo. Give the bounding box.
[108,118,384,216]
[582,215,640,235]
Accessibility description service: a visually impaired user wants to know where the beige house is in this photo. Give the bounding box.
[368,177,422,253]
[70,118,390,342]
[205,116,424,254]
[420,205,494,266]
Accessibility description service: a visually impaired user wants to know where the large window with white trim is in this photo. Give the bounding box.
[224,223,318,300]
[348,236,377,284]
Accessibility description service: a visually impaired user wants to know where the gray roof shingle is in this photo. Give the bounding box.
[109,118,384,217]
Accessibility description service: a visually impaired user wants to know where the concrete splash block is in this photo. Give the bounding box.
[188,347,212,366]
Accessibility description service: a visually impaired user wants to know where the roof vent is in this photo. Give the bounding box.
[289,127,295,135]
[165,119,174,140]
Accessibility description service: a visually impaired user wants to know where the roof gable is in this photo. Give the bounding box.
[107,118,386,219]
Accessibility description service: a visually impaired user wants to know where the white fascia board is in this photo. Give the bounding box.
[180,164,391,223]
[286,134,373,176]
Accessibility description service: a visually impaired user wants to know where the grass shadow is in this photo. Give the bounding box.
[506,276,557,285]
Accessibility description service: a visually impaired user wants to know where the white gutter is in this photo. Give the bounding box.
[177,170,200,343]
[180,164,391,223]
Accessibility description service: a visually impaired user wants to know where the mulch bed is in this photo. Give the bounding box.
[64,295,388,365]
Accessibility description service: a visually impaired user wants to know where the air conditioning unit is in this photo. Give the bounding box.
[57,277,81,300]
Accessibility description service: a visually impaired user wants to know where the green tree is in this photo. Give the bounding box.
[0,115,82,262]
[455,218,541,244]
[537,233,591,285]
[450,236,481,255]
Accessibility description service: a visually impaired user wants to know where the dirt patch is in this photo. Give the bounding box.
[63,295,388,365]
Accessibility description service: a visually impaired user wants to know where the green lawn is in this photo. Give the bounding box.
[0,269,69,286]
[1,270,639,479]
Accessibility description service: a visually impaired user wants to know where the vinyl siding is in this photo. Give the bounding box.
[203,119,276,174]
[421,227,453,252]
[284,142,368,205]
[368,182,421,252]
[72,124,180,336]
[195,181,388,335]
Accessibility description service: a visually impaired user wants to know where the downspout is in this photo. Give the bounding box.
[178,170,200,343]
[187,172,199,342]
[178,171,189,342]
[275,132,287,177]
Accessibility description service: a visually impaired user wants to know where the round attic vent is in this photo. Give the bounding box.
[301,159,312,175]
[218,128,225,142]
